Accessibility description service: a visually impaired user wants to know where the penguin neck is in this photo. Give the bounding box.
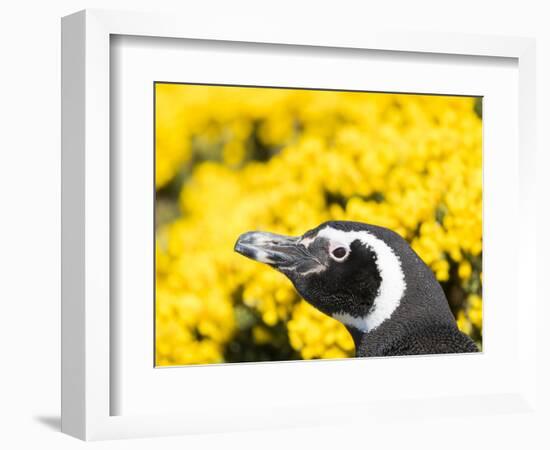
[337,249,458,357]
[346,319,416,357]
[345,320,404,357]
[344,291,457,357]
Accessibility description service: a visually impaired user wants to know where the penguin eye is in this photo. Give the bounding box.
[331,247,347,260]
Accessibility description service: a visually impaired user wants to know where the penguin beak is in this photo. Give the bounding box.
[234,231,321,273]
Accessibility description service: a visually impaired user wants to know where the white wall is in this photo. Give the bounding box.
[0,1,548,448]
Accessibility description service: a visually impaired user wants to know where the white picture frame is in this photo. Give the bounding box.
[61,9,538,441]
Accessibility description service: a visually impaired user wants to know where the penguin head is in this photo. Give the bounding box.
[235,221,417,333]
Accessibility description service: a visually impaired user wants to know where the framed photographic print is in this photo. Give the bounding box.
[61,9,538,441]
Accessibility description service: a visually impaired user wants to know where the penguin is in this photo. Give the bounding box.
[234,220,479,357]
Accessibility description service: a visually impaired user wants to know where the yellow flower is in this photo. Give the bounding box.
[467,294,483,328]
[457,311,472,335]
[458,260,472,281]
[252,326,273,345]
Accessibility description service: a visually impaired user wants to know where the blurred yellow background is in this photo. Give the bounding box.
[155,84,482,366]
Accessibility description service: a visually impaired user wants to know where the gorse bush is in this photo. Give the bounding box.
[155,84,483,366]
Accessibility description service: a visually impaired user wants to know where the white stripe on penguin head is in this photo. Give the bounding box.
[316,226,407,332]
